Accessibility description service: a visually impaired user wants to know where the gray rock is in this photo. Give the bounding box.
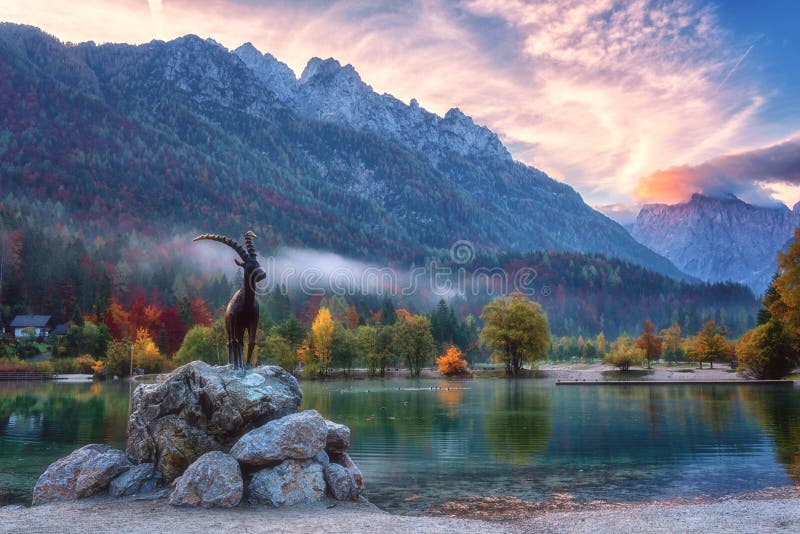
[126,361,301,482]
[32,444,132,505]
[313,450,330,466]
[109,463,161,497]
[248,459,325,507]
[324,463,359,501]
[324,420,351,453]
[230,410,328,468]
[168,451,242,508]
[330,451,365,492]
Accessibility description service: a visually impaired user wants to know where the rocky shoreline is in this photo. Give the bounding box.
[31,361,364,510]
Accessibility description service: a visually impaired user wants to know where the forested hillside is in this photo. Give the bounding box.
[0,24,758,341]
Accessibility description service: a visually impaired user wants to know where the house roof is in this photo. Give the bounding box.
[10,315,52,328]
[52,323,69,336]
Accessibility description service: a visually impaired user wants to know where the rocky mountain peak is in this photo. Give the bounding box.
[633,192,799,294]
[233,42,297,102]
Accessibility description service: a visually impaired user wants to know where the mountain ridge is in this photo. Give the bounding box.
[0,23,686,280]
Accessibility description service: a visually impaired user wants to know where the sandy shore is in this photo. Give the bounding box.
[536,363,752,382]
[2,494,799,533]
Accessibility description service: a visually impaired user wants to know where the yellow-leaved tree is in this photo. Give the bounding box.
[133,328,170,374]
[436,345,469,376]
[305,307,334,376]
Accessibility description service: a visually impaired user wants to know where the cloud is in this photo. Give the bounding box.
[633,136,800,205]
[2,0,777,204]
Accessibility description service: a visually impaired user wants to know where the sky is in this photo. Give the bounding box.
[3,0,800,221]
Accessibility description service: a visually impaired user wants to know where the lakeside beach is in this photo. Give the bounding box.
[3,491,799,534]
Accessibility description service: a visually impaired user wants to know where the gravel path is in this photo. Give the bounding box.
[2,496,799,533]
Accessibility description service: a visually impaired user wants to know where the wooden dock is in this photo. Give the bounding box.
[556,379,793,386]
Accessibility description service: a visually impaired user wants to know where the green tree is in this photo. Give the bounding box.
[277,316,307,351]
[479,293,550,377]
[262,333,295,372]
[355,325,379,376]
[175,326,215,365]
[380,297,397,325]
[393,315,434,377]
[105,340,133,377]
[332,323,357,374]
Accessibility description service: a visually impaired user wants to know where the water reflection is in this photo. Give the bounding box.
[1,379,799,512]
[0,381,130,505]
[739,387,800,482]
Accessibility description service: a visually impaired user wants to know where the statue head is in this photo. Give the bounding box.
[237,230,267,285]
[193,230,267,286]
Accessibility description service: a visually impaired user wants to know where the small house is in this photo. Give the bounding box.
[10,315,54,339]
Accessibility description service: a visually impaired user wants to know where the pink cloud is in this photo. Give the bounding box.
[634,136,800,205]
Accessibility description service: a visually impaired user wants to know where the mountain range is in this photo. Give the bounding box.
[0,23,685,279]
[632,193,799,295]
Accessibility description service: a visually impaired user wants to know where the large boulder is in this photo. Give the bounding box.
[323,463,359,501]
[109,463,161,498]
[32,444,132,505]
[168,451,243,508]
[230,410,328,468]
[324,420,351,454]
[127,361,301,481]
[330,451,365,492]
[247,459,325,507]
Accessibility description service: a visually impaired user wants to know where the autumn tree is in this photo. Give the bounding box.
[346,304,359,330]
[737,321,796,379]
[595,332,608,354]
[479,293,550,377]
[133,328,170,374]
[393,315,434,376]
[604,334,642,371]
[770,228,800,333]
[436,345,469,376]
[305,307,334,376]
[690,320,731,369]
[636,320,663,368]
[660,323,684,363]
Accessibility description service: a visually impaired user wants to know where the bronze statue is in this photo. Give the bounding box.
[193,231,266,370]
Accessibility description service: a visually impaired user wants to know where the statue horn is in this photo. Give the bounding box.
[192,233,249,261]
[243,230,258,260]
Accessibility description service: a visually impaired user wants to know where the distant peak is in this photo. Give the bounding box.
[236,42,259,54]
[299,57,361,85]
[690,192,742,204]
[444,107,468,121]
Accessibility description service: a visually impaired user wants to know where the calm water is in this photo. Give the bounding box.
[2,378,799,512]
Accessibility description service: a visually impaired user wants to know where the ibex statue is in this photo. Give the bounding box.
[193,231,266,370]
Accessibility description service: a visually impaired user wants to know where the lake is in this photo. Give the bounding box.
[2,378,799,512]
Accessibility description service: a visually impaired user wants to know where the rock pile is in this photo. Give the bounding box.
[32,361,364,508]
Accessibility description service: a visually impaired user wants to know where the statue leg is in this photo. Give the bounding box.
[246,338,255,370]
[227,340,234,366]
[237,339,244,370]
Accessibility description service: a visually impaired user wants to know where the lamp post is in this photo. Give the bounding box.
[130,342,134,378]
